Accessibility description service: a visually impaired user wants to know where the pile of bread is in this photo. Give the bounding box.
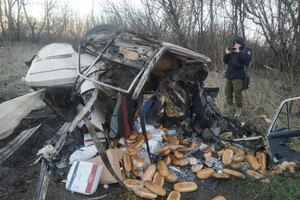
[121,131,269,199]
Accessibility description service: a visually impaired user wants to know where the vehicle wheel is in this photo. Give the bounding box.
[81,24,119,53]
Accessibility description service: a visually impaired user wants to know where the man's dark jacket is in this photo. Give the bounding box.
[223,37,251,80]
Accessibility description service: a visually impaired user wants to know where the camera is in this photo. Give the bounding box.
[228,47,236,51]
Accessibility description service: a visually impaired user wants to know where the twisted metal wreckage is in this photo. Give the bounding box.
[0,25,299,199]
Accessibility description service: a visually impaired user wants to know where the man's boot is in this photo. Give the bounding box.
[234,107,241,118]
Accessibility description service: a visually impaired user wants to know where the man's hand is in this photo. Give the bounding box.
[233,48,241,53]
[225,46,231,54]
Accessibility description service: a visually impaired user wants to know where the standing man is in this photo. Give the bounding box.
[223,36,252,117]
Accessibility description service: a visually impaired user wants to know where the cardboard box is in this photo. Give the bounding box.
[88,148,124,184]
[66,160,103,195]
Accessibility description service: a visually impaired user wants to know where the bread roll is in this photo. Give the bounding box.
[164,156,171,166]
[153,172,164,187]
[246,154,260,170]
[222,168,245,179]
[204,151,212,162]
[222,149,233,165]
[174,151,184,159]
[167,190,181,200]
[165,171,178,183]
[246,169,264,179]
[173,182,198,192]
[191,164,203,173]
[126,147,137,156]
[161,133,168,142]
[182,138,190,145]
[227,145,245,156]
[171,157,181,166]
[161,148,172,156]
[213,172,230,179]
[123,179,143,190]
[212,195,226,200]
[191,140,200,148]
[230,162,244,169]
[128,131,139,140]
[179,158,190,167]
[167,135,180,145]
[217,150,224,157]
[144,181,166,196]
[122,152,132,172]
[232,155,245,162]
[142,164,156,182]
[131,155,145,168]
[155,146,170,155]
[257,152,267,170]
[146,131,152,140]
[189,157,197,165]
[132,137,145,149]
[201,145,216,153]
[158,160,170,177]
[196,168,215,179]
[134,187,158,199]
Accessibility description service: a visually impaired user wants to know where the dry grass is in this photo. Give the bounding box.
[205,69,300,134]
[0,43,43,98]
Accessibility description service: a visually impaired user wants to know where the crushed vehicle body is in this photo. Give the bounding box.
[1,24,299,199]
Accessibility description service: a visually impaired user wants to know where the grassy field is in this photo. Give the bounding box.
[0,42,299,200]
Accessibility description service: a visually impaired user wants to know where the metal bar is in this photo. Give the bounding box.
[0,124,41,163]
[83,117,129,190]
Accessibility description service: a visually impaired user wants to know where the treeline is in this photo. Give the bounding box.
[0,0,299,85]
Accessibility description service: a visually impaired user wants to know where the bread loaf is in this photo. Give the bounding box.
[217,150,224,157]
[134,187,158,199]
[155,146,170,155]
[126,147,137,156]
[132,137,145,149]
[246,170,264,179]
[164,156,171,166]
[189,157,197,165]
[153,172,164,187]
[171,157,181,166]
[257,152,267,170]
[166,135,180,145]
[122,152,132,172]
[196,168,215,179]
[161,148,172,156]
[232,155,245,162]
[128,131,139,140]
[131,155,145,168]
[179,158,190,167]
[173,182,198,192]
[167,190,181,200]
[222,168,245,179]
[213,172,230,179]
[222,149,233,165]
[144,181,166,196]
[158,160,170,177]
[142,164,156,182]
[227,145,245,156]
[123,179,143,190]
[246,154,260,170]
[165,171,178,183]
[212,195,226,200]
[162,134,169,142]
[229,162,244,169]
[174,151,184,159]
[204,151,212,162]
[191,164,203,173]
